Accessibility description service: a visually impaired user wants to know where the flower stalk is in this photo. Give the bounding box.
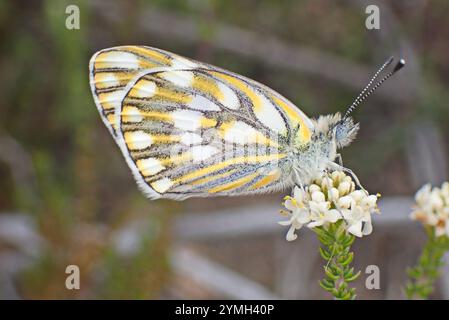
[315,220,361,300]
[405,227,449,299]
[405,182,449,299]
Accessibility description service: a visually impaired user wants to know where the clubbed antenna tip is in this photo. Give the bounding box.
[393,58,406,73]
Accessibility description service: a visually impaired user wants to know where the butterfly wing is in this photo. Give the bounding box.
[90,46,315,200]
[89,46,204,136]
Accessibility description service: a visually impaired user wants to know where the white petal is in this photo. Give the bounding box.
[296,210,311,224]
[311,191,325,203]
[341,209,353,220]
[415,184,431,204]
[430,191,444,210]
[284,199,296,211]
[351,190,365,202]
[362,220,373,235]
[293,186,305,203]
[361,194,378,210]
[338,196,353,209]
[347,221,363,237]
[286,226,298,241]
[308,184,321,193]
[309,201,320,214]
[308,220,324,228]
[328,188,339,202]
[326,209,341,223]
[338,181,351,195]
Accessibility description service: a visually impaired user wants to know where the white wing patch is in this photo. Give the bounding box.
[160,70,194,87]
[180,132,202,145]
[190,145,219,162]
[217,81,240,110]
[188,95,221,111]
[137,158,166,176]
[121,106,144,123]
[124,131,153,150]
[95,51,141,69]
[130,79,157,98]
[254,93,287,134]
[171,109,204,131]
[151,177,174,193]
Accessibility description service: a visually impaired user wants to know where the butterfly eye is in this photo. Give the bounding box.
[335,122,345,140]
[334,118,359,149]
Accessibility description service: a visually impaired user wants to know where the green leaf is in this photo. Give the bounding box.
[407,267,421,279]
[345,270,361,282]
[340,291,352,300]
[339,252,354,266]
[318,232,335,245]
[333,264,343,275]
[331,288,341,298]
[339,281,348,292]
[335,226,346,242]
[343,235,355,247]
[321,278,335,288]
[319,279,334,291]
[324,267,340,281]
[319,247,331,260]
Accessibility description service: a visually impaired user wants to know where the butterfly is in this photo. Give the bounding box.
[89,46,404,200]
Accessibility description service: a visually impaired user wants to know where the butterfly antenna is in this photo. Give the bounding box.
[343,57,405,119]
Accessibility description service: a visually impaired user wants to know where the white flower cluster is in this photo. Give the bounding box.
[411,182,449,238]
[279,171,380,241]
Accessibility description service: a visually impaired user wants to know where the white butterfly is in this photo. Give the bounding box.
[89,46,404,200]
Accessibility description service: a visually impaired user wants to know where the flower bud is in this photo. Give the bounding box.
[338,181,351,195]
[308,184,321,193]
[351,190,365,202]
[331,171,344,183]
[320,177,333,191]
[311,191,325,203]
[328,187,339,202]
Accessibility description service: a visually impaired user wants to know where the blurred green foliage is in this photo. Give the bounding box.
[0,0,174,299]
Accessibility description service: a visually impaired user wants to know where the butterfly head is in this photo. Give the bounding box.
[334,116,360,149]
[312,113,359,149]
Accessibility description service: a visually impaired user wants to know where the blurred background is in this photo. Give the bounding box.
[0,0,448,299]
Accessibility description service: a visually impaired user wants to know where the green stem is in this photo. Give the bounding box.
[315,220,361,300]
[405,227,449,299]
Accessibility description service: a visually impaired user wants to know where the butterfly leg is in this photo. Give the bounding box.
[292,166,306,191]
[335,153,343,166]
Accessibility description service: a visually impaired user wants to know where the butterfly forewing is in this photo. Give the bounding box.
[89,46,203,136]
[90,46,315,200]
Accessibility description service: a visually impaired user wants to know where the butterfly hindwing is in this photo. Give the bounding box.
[90,46,315,199]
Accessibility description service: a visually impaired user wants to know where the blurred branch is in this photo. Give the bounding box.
[170,246,280,299]
[175,197,414,241]
[0,213,45,299]
[89,1,412,103]
[0,214,44,257]
[406,121,448,187]
[273,236,320,299]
